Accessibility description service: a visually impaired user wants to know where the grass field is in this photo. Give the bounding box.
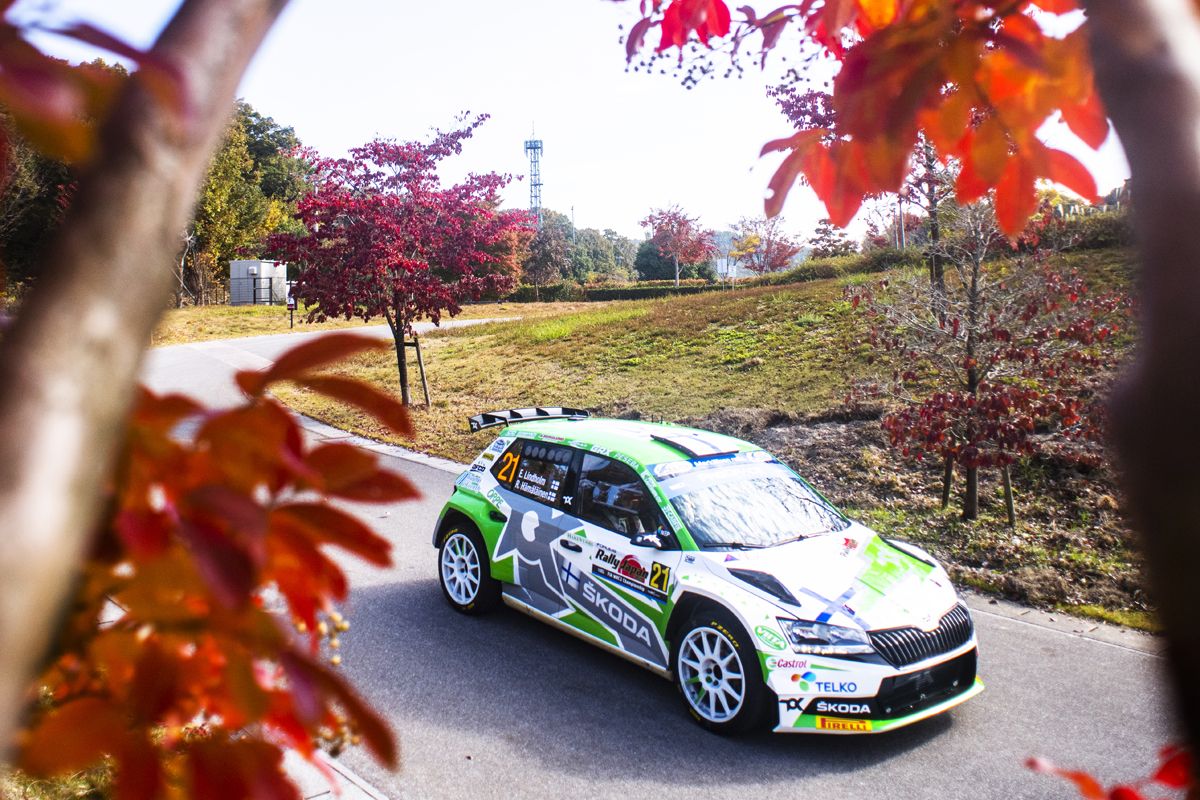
[271,281,869,462]
[150,300,597,347]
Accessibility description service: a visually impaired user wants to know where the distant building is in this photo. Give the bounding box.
[229,260,288,305]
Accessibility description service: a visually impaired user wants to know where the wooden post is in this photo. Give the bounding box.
[1001,464,1016,528]
[413,334,431,407]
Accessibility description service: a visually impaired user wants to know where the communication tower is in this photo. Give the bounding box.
[524,136,543,226]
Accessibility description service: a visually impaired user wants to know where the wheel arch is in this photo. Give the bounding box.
[667,587,781,686]
[434,507,477,547]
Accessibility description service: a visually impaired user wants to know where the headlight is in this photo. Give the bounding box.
[779,618,874,655]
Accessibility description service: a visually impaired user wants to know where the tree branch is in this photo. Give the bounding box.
[0,0,288,754]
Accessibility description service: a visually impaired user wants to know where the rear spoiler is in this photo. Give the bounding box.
[467,407,590,433]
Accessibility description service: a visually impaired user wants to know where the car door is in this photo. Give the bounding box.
[489,437,579,616]
[553,451,681,669]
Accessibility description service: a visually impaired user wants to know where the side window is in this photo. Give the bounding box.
[492,439,574,508]
[577,453,666,538]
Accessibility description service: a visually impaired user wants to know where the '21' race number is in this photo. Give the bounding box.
[649,562,671,593]
[496,451,520,485]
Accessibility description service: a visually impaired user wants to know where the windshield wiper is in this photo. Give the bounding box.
[708,541,768,550]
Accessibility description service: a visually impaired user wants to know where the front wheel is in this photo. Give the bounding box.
[672,608,770,734]
[438,524,500,615]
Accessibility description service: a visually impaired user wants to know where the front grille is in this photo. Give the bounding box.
[873,649,977,718]
[869,604,974,668]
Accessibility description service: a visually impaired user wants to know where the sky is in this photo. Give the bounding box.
[14,0,1131,241]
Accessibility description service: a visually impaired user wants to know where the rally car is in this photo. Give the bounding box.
[433,407,982,734]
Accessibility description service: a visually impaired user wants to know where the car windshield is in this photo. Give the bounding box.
[657,461,849,549]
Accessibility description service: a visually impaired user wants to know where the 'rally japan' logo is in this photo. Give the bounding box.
[617,555,648,582]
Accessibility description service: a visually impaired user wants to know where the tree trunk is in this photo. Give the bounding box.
[923,141,946,318]
[962,253,981,521]
[674,253,680,288]
[1001,464,1016,528]
[0,0,287,757]
[385,312,411,406]
[1086,0,1200,757]
[941,456,954,509]
[962,466,979,521]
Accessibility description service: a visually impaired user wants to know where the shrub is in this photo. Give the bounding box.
[504,282,587,302]
[1060,211,1133,251]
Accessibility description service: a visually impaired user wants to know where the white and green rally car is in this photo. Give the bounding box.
[433,407,982,735]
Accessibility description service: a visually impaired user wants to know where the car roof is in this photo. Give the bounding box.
[498,417,761,466]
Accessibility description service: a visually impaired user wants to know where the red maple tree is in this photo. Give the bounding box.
[847,202,1130,520]
[270,117,532,405]
[729,215,802,274]
[640,205,717,287]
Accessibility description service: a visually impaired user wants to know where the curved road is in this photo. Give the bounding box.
[145,327,1173,800]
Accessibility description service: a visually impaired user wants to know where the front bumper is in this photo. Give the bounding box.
[772,647,981,734]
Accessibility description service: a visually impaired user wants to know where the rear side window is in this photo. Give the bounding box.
[492,439,574,508]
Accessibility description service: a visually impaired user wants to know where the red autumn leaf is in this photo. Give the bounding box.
[186,485,269,541]
[179,517,257,609]
[1107,787,1144,800]
[189,738,300,800]
[1061,92,1110,150]
[971,118,1010,185]
[1031,0,1077,11]
[273,503,392,567]
[116,509,172,559]
[626,16,654,61]
[113,734,162,800]
[995,154,1039,237]
[290,374,413,436]
[1027,757,1106,799]
[237,332,387,397]
[1153,745,1192,787]
[1045,146,1099,202]
[292,655,398,769]
[20,698,131,777]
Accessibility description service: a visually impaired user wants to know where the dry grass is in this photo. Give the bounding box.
[1,764,111,799]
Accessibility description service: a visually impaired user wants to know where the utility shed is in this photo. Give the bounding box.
[229,260,288,305]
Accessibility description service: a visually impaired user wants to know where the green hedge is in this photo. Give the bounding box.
[504,283,587,302]
[583,284,723,301]
[743,248,922,287]
[503,248,926,303]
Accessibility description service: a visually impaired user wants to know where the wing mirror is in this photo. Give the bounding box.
[631,531,668,550]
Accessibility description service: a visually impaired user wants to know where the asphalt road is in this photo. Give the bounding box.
[145,329,1175,800]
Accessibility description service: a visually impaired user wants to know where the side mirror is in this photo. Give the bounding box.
[631,531,667,550]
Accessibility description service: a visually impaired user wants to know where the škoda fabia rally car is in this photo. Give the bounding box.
[434,407,982,734]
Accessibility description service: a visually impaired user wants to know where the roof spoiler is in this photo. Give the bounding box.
[467,407,590,433]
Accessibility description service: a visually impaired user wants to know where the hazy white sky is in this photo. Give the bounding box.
[17,0,1131,240]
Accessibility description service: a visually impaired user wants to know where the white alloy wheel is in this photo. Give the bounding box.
[440,532,481,605]
[677,626,746,723]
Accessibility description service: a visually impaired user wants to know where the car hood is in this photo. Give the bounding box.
[704,522,959,632]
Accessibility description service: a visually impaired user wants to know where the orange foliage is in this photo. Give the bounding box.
[16,334,415,799]
[626,0,1107,235]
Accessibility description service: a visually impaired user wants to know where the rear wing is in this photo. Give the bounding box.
[467,407,590,433]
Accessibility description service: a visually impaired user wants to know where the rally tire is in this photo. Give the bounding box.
[438,524,501,615]
[671,607,770,734]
